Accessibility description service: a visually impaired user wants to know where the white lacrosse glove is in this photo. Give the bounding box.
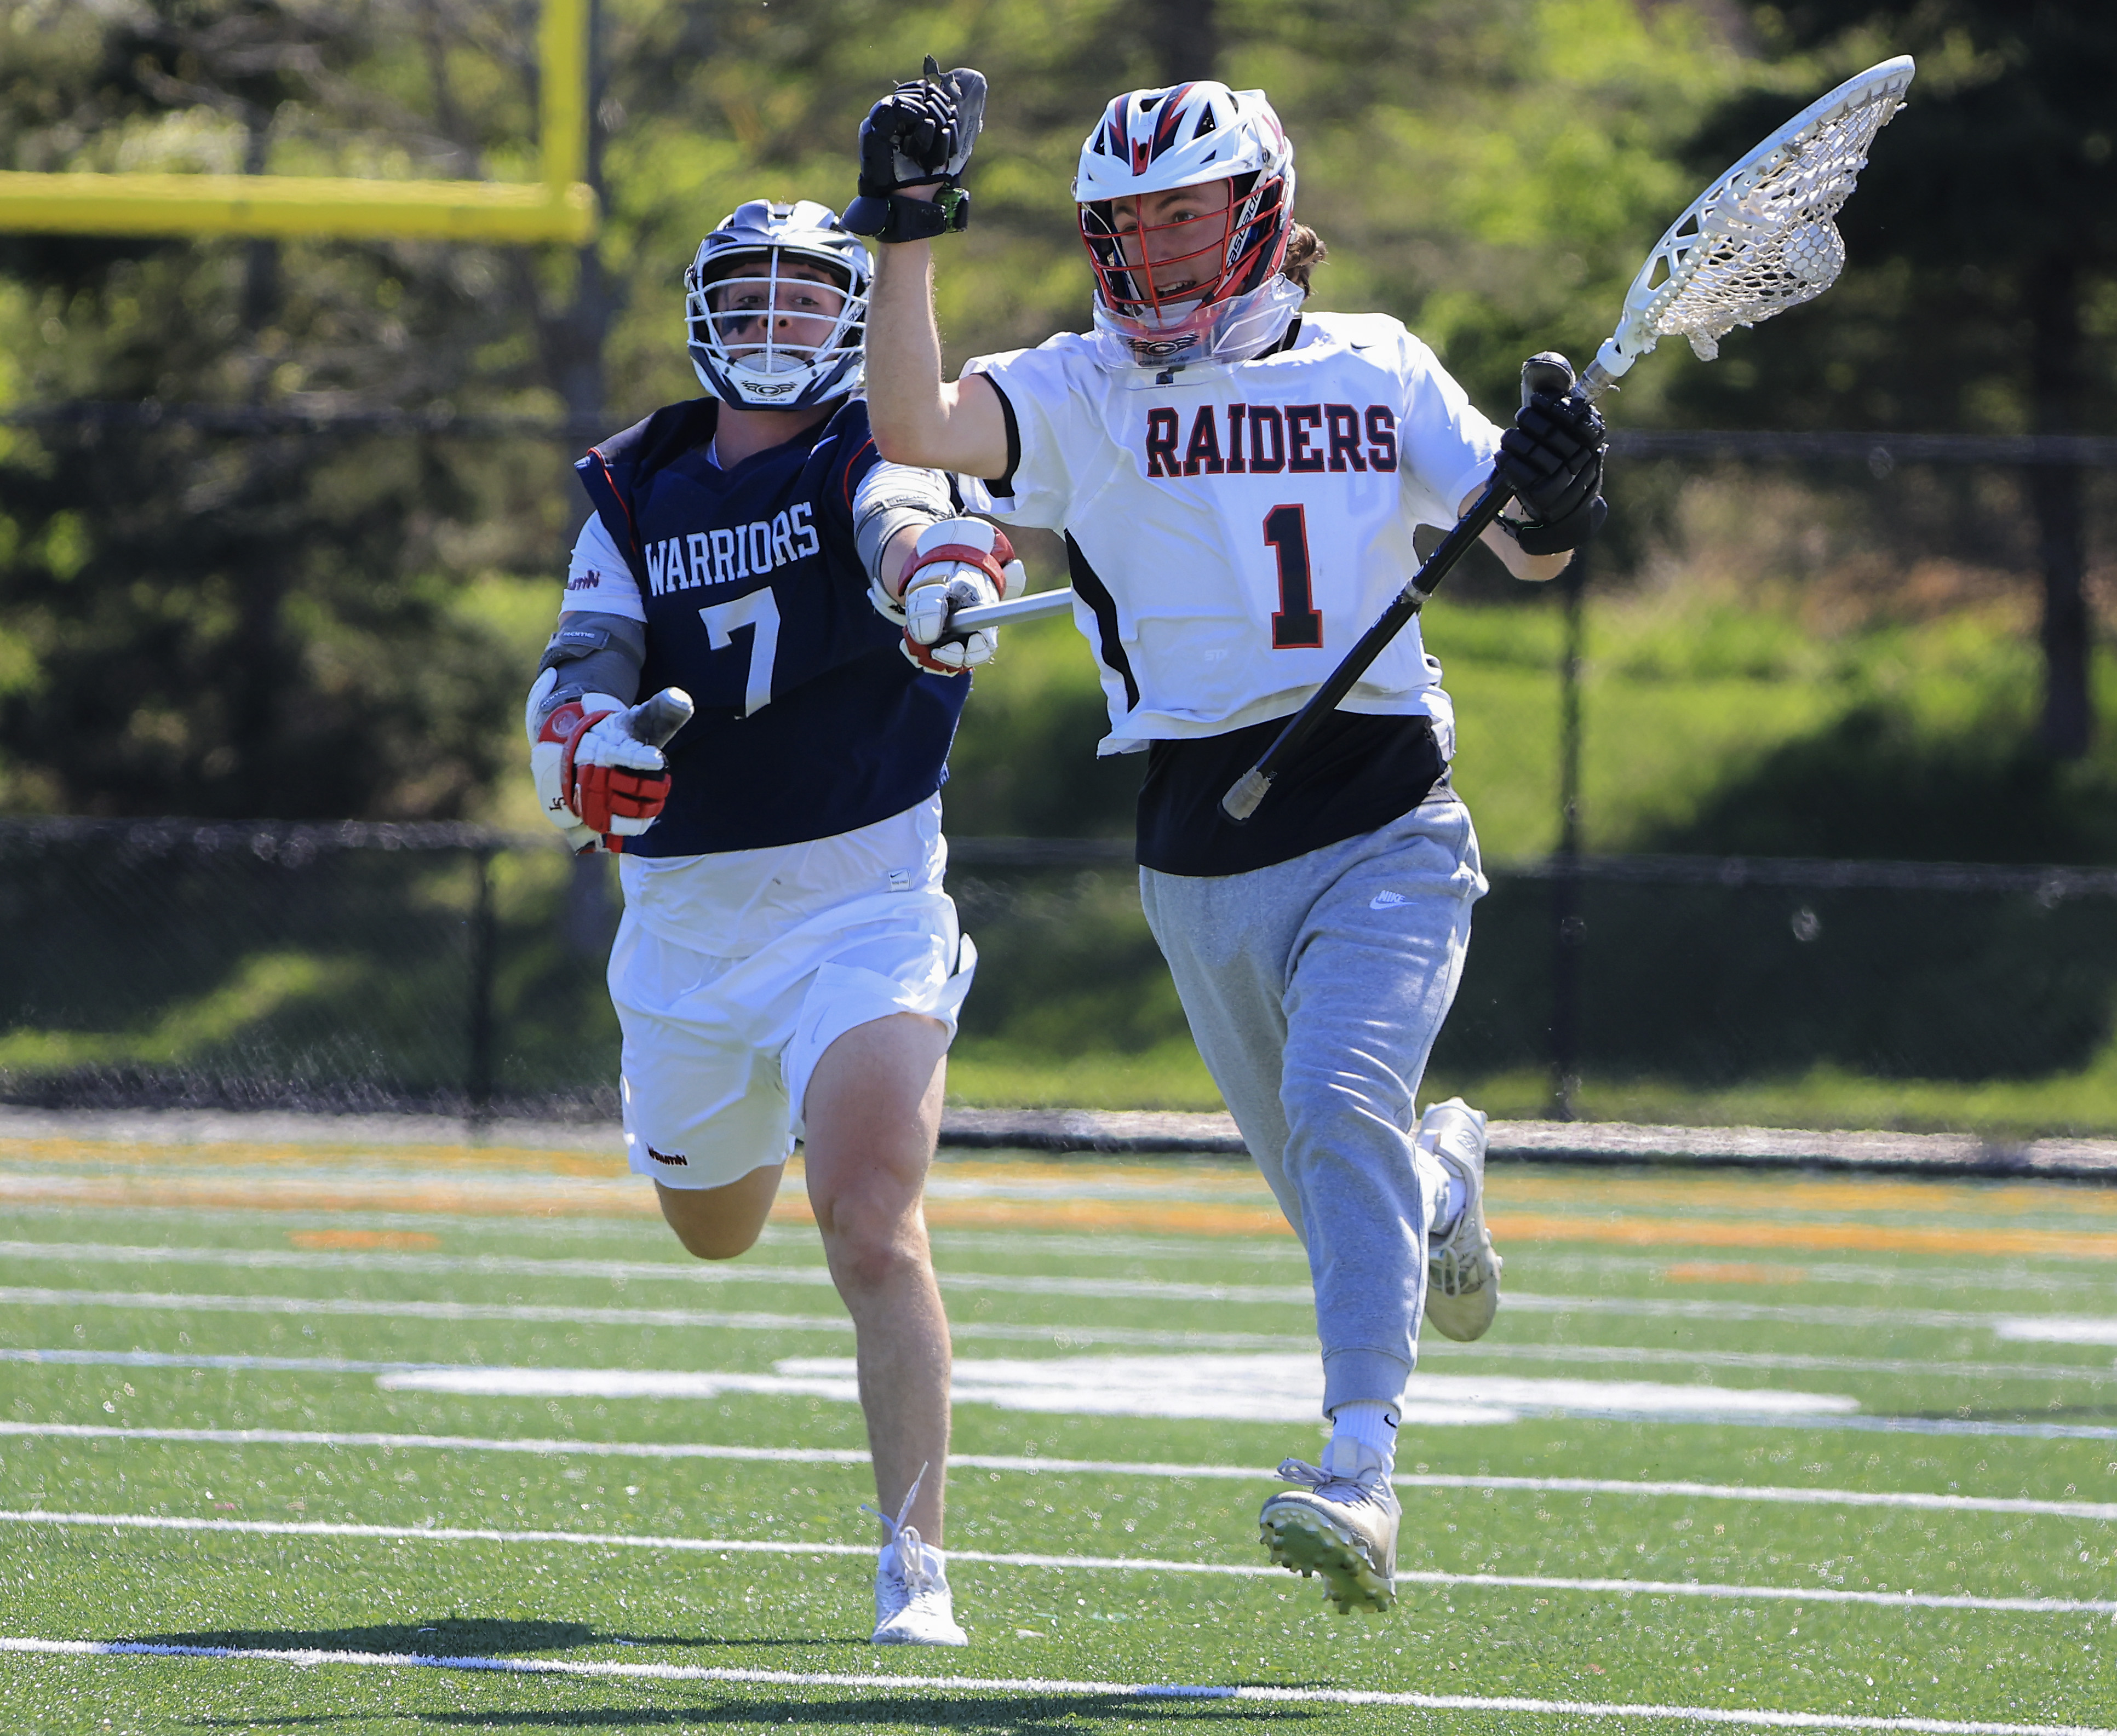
[526,674,690,854]
[899,519,1024,676]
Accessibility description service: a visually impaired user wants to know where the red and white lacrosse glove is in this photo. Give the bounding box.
[526,673,678,854]
[899,518,1025,675]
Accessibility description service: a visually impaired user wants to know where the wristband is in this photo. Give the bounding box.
[843,185,971,243]
[903,539,1009,596]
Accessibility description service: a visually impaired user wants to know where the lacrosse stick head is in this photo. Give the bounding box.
[1591,55,1915,388]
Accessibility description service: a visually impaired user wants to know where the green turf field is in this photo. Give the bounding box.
[2,1129,2115,1732]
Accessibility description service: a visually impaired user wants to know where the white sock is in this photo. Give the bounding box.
[1413,1140,1468,1239]
[1434,1166,1468,1238]
[1328,1400,1398,1476]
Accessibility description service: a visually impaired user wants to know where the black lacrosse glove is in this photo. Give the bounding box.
[844,57,987,243]
[1495,388,1608,555]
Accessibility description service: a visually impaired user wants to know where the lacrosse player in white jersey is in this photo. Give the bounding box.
[851,73,1605,1616]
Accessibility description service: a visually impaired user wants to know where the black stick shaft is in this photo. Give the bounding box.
[1219,350,1579,825]
[1219,473,1513,822]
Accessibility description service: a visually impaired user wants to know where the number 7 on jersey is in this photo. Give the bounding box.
[701,590,782,717]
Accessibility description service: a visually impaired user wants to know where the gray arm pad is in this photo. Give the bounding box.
[853,460,956,620]
[531,612,647,727]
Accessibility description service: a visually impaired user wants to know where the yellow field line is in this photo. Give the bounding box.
[12,1137,2114,1227]
[0,1180,656,1219]
[0,1139,622,1179]
[1486,1211,2117,1261]
[0,1176,1296,1238]
[1660,1261,1808,1285]
[773,1195,1292,1237]
[5,1153,2113,1254]
[1493,1172,2117,1220]
[7,1137,2112,1219]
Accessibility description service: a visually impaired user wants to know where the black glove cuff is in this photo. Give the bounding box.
[843,185,970,242]
[1507,495,1607,557]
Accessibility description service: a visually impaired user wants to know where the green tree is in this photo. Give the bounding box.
[0,0,569,816]
[0,0,1741,826]
[1680,3,2117,757]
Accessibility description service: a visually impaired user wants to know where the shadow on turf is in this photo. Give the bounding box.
[127,1621,837,1655]
[349,1701,1301,1731]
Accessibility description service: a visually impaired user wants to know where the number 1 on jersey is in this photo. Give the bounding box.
[1264,504,1323,649]
[701,589,782,717]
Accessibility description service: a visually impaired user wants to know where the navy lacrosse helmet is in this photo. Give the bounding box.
[684,199,873,409]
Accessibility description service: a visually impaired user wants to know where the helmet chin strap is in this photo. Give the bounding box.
[1091,272,1306,377]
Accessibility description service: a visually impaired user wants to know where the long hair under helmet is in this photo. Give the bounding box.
[1074,82,1304,372]
[684,199,873,409]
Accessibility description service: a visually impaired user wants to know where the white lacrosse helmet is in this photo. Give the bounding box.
[684,199,873,410]
[1073,82,1304,371]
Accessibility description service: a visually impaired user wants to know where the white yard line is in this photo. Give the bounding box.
[10,1347,2117,1439]
[9,1238,2116,1341]
[0,1239,1312,1304]
[0,1169,1272,1207]
[1998,1319,2117,1347]
[0,1238,2063,1326]
[0,1286,847,1331]
[0,1287,1302,1354]
[7,1420,2114,1524]
[15,1206,2108,1293]
[2,1639,2111,1735]
[14,1205,2096,1291]
[1528,1254,2101,1297]
[1,1509,2108,1617]
[10,1285,2110,1382]
[1442,1343,2117,1384]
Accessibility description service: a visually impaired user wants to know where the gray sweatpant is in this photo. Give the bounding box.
[1138,795,1487,1416]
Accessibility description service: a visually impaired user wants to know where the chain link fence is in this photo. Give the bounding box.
[4,817,2115,1123]
[3,407,2114,1124]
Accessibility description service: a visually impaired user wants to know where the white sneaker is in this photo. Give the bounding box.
[1420,1097,1502,1343]
[1258,1438,1401,1614]
[864,1470,967,1647]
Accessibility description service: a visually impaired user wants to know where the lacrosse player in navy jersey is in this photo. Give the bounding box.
[853,76,1605,1616]
[527,198,1026,1647]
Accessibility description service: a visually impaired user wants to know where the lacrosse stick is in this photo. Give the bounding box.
[949,587,1077,631]
[1220,53,1917,823]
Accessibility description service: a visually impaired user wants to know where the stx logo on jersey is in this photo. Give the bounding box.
[1143,404,1399,480]
[644,502,822,597]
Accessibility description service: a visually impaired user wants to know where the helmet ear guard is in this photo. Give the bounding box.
[685,198,875,410]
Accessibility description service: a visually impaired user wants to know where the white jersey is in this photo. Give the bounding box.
[957,310,1503,756]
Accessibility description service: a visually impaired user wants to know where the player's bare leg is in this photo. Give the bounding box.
[654,1162,783,1260]
[647,1018,953,1499]
[647,1018,953,1510]
[802,1009,965,1645]
[802,1010,953,1538]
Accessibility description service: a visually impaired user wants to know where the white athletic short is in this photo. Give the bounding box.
[608,796,976,1191]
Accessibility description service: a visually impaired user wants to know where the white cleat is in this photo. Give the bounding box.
[1258,1438,1401,1614]
[865,1468,967,1647]
[1420,1096,1502,1343]
[871,1527,967,1646]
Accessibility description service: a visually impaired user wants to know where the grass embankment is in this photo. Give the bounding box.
[946,577,2117,1131]
[8,566,2116,1134]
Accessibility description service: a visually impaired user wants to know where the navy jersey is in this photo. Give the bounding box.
[576,398,969,856]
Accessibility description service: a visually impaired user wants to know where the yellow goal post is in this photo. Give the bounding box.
[0,0,596,244]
